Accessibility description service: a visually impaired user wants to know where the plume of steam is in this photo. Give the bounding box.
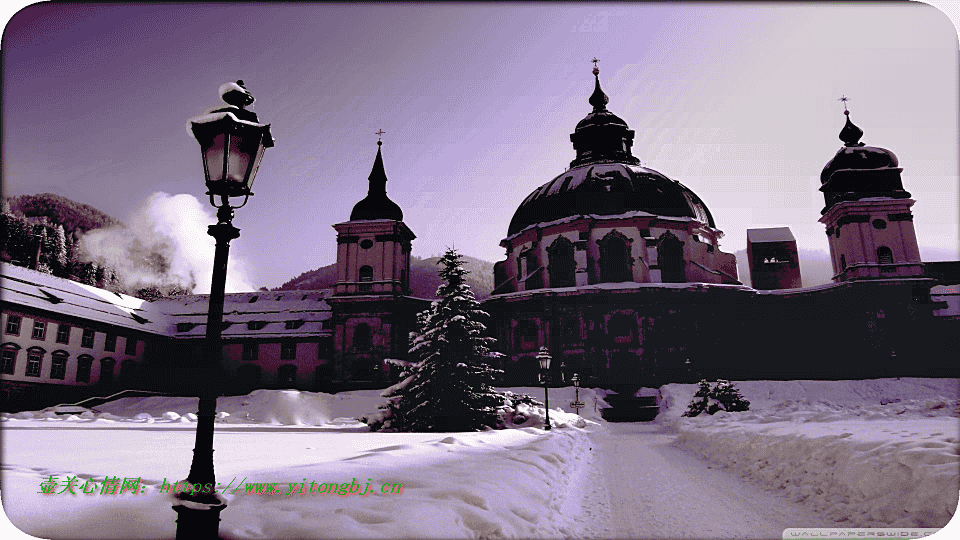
[80,192,255,294]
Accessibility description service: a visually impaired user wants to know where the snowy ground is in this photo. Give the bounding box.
[1,380,958,539]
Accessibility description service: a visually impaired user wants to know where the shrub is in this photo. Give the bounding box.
[683,379,750,417]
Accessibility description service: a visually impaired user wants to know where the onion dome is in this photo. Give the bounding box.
[350,140,403,221]
[507,65,714,236]
[820,109,908,213]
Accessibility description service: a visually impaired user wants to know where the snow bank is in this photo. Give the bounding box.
[664,378,960,527]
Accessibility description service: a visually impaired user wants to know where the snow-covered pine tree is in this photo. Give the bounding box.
[373,248,504,432]
[711,379,750,412]
[683,379,712,417]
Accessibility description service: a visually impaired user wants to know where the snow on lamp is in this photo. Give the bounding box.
[188,80,274,208]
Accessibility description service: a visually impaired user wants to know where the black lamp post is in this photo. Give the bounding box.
[536,346,552,431]
[173,80,273,539]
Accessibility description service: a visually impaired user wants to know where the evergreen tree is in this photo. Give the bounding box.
[373,248,504,432]
[683,379,750,417]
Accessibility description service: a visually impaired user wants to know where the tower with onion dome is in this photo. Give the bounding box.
[818,100,923,282]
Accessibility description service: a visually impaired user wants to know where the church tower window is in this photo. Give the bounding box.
[547,236,576,288]
[599,231,632,283]
[657,231,685,283]
[877,246,894,265]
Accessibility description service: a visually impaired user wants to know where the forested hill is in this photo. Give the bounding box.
[4,193,122,235]
[274,254,496,300]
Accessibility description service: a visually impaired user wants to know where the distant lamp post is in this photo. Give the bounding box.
[174,80,274,540]
[571,373,583,416]
[537,346,552,431]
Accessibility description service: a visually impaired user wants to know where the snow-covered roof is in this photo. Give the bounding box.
[503,210,694,244]
[746,227,795,244]
[489,280,754,301]
[152,290,333,339]
[0,263,169,334]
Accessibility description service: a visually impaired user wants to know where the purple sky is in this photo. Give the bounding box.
[3,3,959,290]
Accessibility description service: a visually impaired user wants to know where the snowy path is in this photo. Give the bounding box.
[580,423,839,539]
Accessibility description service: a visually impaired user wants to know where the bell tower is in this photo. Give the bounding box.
[333,137,413,296]
[328,134,427,388]
[818,101,923,282]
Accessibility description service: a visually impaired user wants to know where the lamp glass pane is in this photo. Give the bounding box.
[203,133,227,183]
[226,132,252,188]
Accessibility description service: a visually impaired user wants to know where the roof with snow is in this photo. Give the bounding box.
[0,262,169,334]
[746,227,796,244]
[151,289,333,339]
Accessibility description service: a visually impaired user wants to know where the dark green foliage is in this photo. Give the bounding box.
[683,379,751,417]
[5,193,121,236]
[370,249,505,432]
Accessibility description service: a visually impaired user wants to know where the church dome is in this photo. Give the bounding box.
[819,110,907,213]
[507,66,714,236]
[350,141,403,221]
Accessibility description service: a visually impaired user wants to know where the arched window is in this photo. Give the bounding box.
[515,321,538,351]
[277,364,297,389]
[76,355,94,383]
[657,231,685,283]
[608,314,635,344]
[25,347,45,377]
[119,359,136,382]
[547,236,576,288]
[877,246,894,265]
[599,231,632,283]
[99,358,115,385]
[50,350,69,380]
[359,265,374,292]
[1,343,20,375]
[353,323,372,351]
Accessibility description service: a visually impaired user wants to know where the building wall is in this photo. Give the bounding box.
[1,307,155,411]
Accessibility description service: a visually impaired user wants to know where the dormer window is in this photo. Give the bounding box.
[247,321,267,331]
[176,323,197,333]
[285,320,304,330]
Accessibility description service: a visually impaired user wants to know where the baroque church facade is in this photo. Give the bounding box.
[1,67,957,410]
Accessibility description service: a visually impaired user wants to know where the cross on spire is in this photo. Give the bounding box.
[375,129,386,141]
[838,95,850,114]
[591,57,599,75]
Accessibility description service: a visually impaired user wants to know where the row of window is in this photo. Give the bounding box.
[3,316,138,353]
[519,231,687,289]
[515,314,639,351]
[241,342,299,362]
[0,345,122,383]
[839,246,895,271]
[176,320,323,332]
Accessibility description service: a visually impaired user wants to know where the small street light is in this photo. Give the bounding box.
[571,373,583,416]
[173,80,273,540]
[536,346,552,431]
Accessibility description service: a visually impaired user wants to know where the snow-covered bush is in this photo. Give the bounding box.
[683,379,750,417]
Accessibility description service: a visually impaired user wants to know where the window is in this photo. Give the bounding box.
[56,324,70,344]
[560,319,581,345]
[277,364,297,389]
[353,324,372,351]
[359,266,373,282]
[547,237,576,288]
[247,321,266,331]
[522,251,542,289]
[840,254,847,270]
[5,315,21,335]
[81,329,95,348]
[76,355,94,383]
[1,346,18,375]
[242,343,258,362]
[877,246,894,265]
[657,231,685,283]
[600,232,633,283]
[608,314,635,344]
[360,239,374,249]
[285,320,304,330]
[32,321,47,341]
[99,358,115,385]
[120,359,136,381]
[104,333,116,352]
[516,321,538,351]
[25,348,44,377]
[176,323,198,332]
[237,364,262,388]
[124,337,138,355]
[281,341,297,360]
[50,351,68,380]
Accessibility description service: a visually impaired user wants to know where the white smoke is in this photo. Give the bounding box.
[80,192,255,294]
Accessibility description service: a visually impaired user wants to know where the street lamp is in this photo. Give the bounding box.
[536,346,552,431]
[173,80,274,539]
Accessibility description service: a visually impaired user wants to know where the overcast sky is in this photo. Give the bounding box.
[3,2,958,290]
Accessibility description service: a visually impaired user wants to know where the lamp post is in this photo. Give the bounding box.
[173,80,273,539]
[536,346,552,431]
